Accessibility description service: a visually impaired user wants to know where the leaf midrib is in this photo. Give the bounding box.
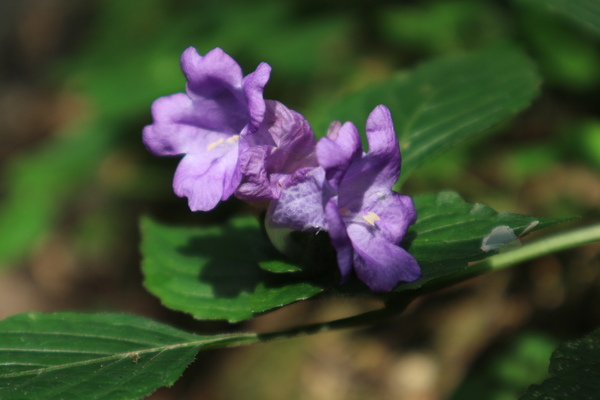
[0,334,255,379]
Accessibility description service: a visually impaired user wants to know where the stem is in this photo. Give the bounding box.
[258,302,402,342]
[479,223,600,271]
[255,223,600,344]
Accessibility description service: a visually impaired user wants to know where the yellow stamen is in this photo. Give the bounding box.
[206,138,225,151]
[226,135,240,143]
[363,212,380,226]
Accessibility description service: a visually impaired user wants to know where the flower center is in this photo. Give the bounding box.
[206,138,224,151]
[206,135,240,151]
[362,212,381,226]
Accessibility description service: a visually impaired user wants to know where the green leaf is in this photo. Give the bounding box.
[514,0,600,91]
[142,192,567,320]
[259,260,303,273]
[377,1,508,55]
[520,328,600,400]
[310,45,540,180]
[522,0,600,39]
[0,312,255,400]
[140,216,325,323]
[391,191,568,293]
[450,333,558,400]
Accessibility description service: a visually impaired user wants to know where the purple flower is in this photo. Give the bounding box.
[236,100,318,203]
[268,105,420,292]
[143,47,271,211]
[267,166,330,232]
[318,105,420,292]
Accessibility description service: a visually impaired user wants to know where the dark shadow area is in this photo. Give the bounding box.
[178,222,334,299]
[401,227,418,252]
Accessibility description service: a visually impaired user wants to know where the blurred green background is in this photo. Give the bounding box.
[0,0,599,399]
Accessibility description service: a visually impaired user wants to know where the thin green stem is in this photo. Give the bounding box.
[258,303,402,342]
[479,223,600,271]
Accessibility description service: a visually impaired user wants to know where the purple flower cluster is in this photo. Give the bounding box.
[144,47,420,292]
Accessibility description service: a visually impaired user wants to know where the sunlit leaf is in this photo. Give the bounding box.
[310,45,540,180]
[0,312,254,400]
[140,216,325,323]
[520,327,600,400]
[391,191,568,293]
[142,191,568,319]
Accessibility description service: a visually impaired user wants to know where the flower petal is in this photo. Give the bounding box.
[264,101,317,174]
[243,62,272,134]
[362,105,401,190]
[347,223,420,292]
[181,47,249,134]
[236,144,274,201]
[324,197,353,282]
[365,105,400,173]
[337,106,402,207]
[181,47,243,97]
[236,101,317,202]
[274,166,316,191]
[143,120,231,158]
[317,121,362,191]
[267,167,328,231]
[144,47,271,213]
[147,93,195,125]
[143,93,208,156]
[366,192,417,244]
[172,145,241,211]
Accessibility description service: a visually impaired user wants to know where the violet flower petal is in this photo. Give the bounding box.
[243,63,272,134]
[182,47,243,96]
[363,104,401,187]
[324,198,354,282]
[143,47,271,211]
[347,223,421,292]
[313,105,419,292]
[143,120,232,158]
[316,121,362,191]
[338,106,401,209]
[263,101,317,174]
[143,94,207,156]
[367,192,417,244]
[237,100,317,202]
[180,47,248,133]
[236,143,274,201]
[267,167,328,232]
[173,145,241,211]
